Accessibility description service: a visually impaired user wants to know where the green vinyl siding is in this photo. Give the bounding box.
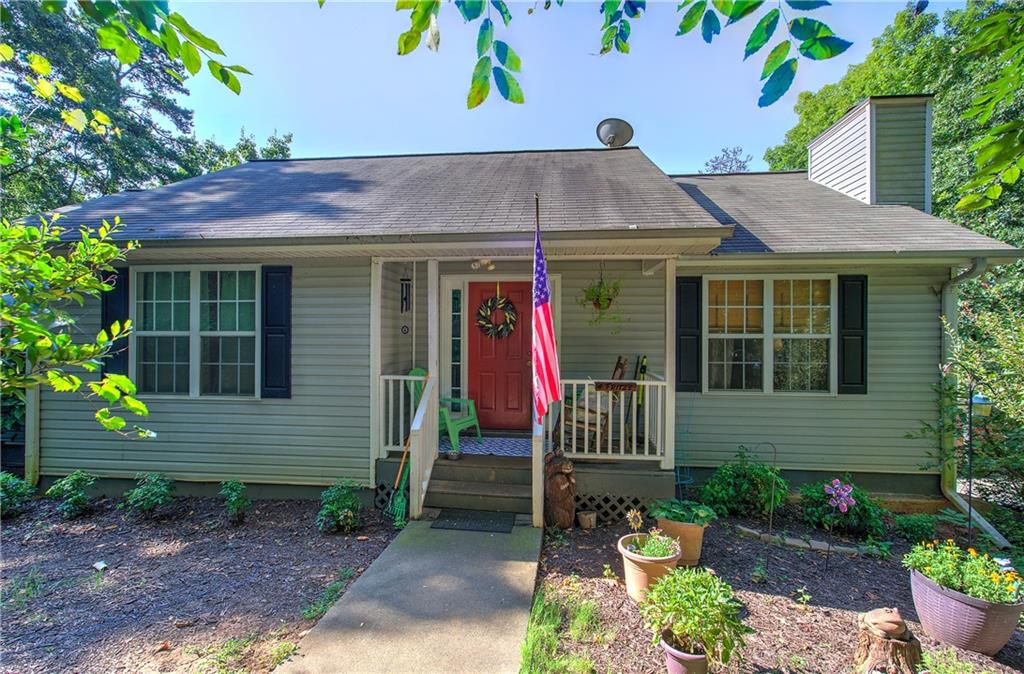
[675,265,943,475]
[38,258,373,486]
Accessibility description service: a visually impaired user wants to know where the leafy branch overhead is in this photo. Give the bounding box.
[387,0,848,109]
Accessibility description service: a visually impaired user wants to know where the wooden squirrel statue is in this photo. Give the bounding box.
[544,449,576,529]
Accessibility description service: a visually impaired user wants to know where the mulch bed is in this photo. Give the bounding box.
[538,518,1024,673]
[1,497,397,674]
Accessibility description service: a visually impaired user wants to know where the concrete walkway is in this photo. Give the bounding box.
[278,520,542,674]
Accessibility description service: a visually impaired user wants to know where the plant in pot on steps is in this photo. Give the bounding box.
[648,499,718,567]
[902,539,1022,655]
[641,568,751,674]
[618,509,681,602]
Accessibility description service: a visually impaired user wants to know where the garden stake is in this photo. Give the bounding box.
[755,442,778,575]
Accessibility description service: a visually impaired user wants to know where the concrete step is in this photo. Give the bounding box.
[424,479,532,514]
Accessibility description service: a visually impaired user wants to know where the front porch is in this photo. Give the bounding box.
[369,255,684,526]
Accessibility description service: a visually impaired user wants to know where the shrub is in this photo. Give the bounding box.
[893,512,937,543]
[219,480,251,525]
[121,472,174,516]
[903,540,1022,605]
[648,499,717,526]
[921,648,997,674]
[626,529,681,559]
[1,472,35,517]
[798,476,886,539]
[316,480,361,533]
[45,470,96,519]
[700,447,788,517]
[641,568,751,666]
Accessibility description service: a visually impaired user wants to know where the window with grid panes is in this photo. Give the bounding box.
[199,271,257,396]
[135,271,191,394]
[772,279,831,393]
[706,279,764,391]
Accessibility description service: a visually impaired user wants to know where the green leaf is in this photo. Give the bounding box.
[602,0,620,16]
[701,10,721,43]
[758,56,796,107]
[27,53,51,75]
[455,0,484,21]
[785,0,830,9]
[984,184,1003,200]
[477,18,493,57]
[319,0,327,6]
[114,37,141,65]
[493,40,521,72]
[788,17,832,41]
[60,108,87,131]
[1001,165,1021,185]
[180,41,201,75]
[159,23,181,59]
[493,66,524,103]
[40,0,66,13]
[727,0,762,23]
[106,373,137,395]
[491,0,512,26]
[397,29,421,55]
[121,395,149,417]
[615,21,630,53]
[955,193,994,212]
[744,8,778,59]
[166,12,225,55]
[711,0,732,15]
[225,64,252,74]
[798,35,851,60]
[467,55,491,109]
[760,40,790,80]
[207,59,241,95]
[677,0,705,35]
[0,43,12,61]
[601,24,617,54]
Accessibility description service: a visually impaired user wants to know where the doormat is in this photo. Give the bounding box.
[430,509,515,533]
[439,436,532,457]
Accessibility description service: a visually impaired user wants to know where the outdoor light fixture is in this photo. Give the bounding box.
[971,393,992,418]
[470,258,495,271]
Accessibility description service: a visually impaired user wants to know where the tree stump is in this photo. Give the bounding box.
[853,608,922,674]
[544,450,576,529]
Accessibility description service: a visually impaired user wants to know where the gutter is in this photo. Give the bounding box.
[937,258,1010,549]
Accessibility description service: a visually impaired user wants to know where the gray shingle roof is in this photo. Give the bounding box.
[672,172,1017,255]
[55,147,727,242]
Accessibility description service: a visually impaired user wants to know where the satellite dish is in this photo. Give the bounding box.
[596,118,634,148]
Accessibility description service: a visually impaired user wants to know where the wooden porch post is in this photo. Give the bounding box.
[662,258,676,470]
[369,259,382,483]
[427,259,439,376]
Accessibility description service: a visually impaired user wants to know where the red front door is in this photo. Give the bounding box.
[468,281,533,430]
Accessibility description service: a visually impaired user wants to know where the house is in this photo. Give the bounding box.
[24,95,1022,526]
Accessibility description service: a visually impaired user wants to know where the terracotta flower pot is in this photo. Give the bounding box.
[656,518,706,567]
[659,635,708,674]
[617,533,681,603]
[910,569,1023,656]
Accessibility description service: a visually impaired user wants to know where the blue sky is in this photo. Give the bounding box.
[179,1,958,173]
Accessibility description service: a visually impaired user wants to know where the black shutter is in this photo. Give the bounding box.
[262,266,292,398]
[101,267,130,376]
[676,276,701,392]
[837,275,868,394]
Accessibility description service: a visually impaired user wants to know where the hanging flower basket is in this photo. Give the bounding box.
[577,272,623,327]
[476,295,518,339]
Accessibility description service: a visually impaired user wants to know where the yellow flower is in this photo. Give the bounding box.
[991,572,1001,583]
[968,548,977,557]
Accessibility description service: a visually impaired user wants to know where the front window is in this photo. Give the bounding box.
[705,277,834,394]
[134,268,259,397]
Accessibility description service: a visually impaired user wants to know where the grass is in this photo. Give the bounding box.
[301,567,356,620]
[3,567,44,609]
[191,635,257,674]
[921,648,997,674]
[267,641,299,668]
[520,585,598,674]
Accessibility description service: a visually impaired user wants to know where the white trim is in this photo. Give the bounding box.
[662,259,676,470]
[128,264,262,400]
[924,99,933,214]
[369,258,382,472]
[427,260,440,377]
[868,101,877,205]
[701,274,839,397]
[439,273,562,418]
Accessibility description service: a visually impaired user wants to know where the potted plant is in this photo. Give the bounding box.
[641,568,751,674]
[617,509,681,602]
[648,499,717,567]
[902,539,1022,655]
[577,269,623,327]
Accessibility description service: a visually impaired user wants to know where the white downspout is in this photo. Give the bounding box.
[937,258,1010,548]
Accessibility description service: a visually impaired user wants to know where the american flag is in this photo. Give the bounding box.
[532,202,560,423]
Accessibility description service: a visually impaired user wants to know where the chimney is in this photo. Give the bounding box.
[806,95,933,213]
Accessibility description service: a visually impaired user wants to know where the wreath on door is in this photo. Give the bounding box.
[476,293,518,339]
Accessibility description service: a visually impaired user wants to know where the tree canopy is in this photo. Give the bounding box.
[702,146,753,174]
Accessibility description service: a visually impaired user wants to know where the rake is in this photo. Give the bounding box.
[385,436,411,526]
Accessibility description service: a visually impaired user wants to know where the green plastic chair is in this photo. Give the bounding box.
[406,368,481,454]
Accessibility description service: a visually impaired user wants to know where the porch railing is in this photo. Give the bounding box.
[408,375,438,520]
[380,373,426,455]
[558,375,668,461]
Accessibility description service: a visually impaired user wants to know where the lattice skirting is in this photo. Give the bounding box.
[575,492,647,525]
[373,481,408,510]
